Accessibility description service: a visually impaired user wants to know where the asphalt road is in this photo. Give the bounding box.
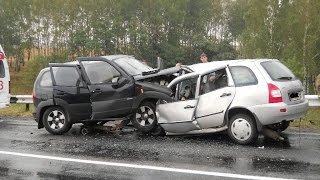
[0,117,319,180]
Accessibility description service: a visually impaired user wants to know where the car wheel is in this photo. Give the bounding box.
[228,114,257,145]
[149,125,166,136]
[267,121,290,132]
[42,106,72,135]
[132,101,157,132]
[80,125,94,135]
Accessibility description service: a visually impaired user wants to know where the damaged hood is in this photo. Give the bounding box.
[133,66,180,81]
[135,81,172,96]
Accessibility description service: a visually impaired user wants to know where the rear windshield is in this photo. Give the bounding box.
[0,61,4,78]
[261,61,296,81]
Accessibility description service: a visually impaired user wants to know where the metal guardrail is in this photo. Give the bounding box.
[305,95,320,107]
[10,95,33,111]
[9,94,320,111]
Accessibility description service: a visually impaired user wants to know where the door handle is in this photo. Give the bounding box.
[184,105,195,109]
[92,89,102,93]
[220,93,231,97]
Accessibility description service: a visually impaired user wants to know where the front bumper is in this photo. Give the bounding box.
[248,100,309,125]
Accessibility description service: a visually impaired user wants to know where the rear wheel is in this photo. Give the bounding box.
[43,106,72,135]
[132,101,157,132]
[228,114,257,145]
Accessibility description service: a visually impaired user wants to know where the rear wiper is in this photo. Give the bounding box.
[277,76,293,80]
[142,68,160,76]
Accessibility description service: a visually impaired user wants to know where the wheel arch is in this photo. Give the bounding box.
[227,107,262,131]
[132,91,173,110]
[35,100,54,129]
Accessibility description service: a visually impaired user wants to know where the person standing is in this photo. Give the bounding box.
[200,52,209,63]
[200,52,215,81]
[199,52,217,93]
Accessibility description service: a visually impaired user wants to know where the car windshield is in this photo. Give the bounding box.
[261,61,296,81]
[114,57,153,76]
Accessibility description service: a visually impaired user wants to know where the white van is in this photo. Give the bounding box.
[0,44,10,109]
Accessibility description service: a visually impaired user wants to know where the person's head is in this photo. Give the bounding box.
[200,53,208,63]
[175,62,182,68]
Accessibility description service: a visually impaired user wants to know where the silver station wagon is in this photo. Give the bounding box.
[156,59,308,145]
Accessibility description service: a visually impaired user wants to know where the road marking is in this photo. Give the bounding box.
[0,150,295,180]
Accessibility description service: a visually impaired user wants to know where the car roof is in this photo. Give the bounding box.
[168,59,278,87]
[77,55,133,61]
[187,59,278,74]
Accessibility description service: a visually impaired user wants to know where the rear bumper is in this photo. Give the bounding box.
[248,100,309,125]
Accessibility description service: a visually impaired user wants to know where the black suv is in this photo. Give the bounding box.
[33,55,177,135]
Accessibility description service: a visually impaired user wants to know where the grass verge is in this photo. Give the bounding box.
[0,104,34,117]
[291,108,320,128]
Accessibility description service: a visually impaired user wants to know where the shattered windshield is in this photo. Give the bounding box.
[114,57,153,76]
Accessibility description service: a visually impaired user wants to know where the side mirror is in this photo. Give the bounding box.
[111,76,119,83]
[112,76,127,88]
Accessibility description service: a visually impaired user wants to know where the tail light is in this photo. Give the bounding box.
[268,83,282,103]
[0,52,4,60]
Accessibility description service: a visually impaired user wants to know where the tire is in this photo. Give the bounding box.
[267,121,290,132]
[80,125,94,135]
[131,101,157,132]
[149,125,166,136]
[228,114,257,145]
[42,106,72,135]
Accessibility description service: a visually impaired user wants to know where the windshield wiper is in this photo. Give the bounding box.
[277,76,293,80]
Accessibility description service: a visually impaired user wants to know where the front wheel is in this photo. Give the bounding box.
[42,106,72,135]
[149,125,166,136]
[228,114,257,145]
[131,101,157,132]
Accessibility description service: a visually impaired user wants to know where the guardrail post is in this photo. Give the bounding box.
[26,104,29,111]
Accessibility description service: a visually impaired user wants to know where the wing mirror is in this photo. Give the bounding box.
[112,76,127,88]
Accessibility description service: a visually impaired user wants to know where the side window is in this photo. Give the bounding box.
[175,77,197,101]
[82,61,121,84]
[52,67,82,87]
[229,66,258,87]
[200,68,228,95]
[40,71,52,87]
[0,61,4,78]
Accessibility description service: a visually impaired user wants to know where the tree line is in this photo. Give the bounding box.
[0,0,319,93]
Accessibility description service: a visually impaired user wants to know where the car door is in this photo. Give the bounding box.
[195,67,235,129]
[49,64,91,121]
[157,76,199,129]
[78,59,135,120]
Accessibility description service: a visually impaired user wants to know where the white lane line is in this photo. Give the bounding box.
[0,150,294,180]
